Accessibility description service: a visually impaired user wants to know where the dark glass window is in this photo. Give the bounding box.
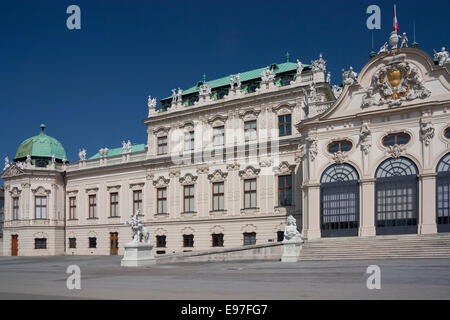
[184,185,195,213]
[382,133,411,147]
[328,140,353,153]
[12,197,19,220]
[110,193,119,217]
[35,196,47,219]
[183,234,194,247]
[244,121,257,142]
[277,231,284,242]
[212,182,225,211]
[133,190,142,214]
[278,115,292,137]
[89,237,97,248]
[88,195,96,218]
[213,126,225,147]
[158,136,168,155]
[34,238,47,249]
[243,232,256,246]
[445,128,450,139]
[156,235,166,248]
[69,197,76,219]
[244,179,257,209]
[212,233,224,247]
[278,175,292,206]
[69,238,76,249]
[184,131,195,151]
[157,188,167,214]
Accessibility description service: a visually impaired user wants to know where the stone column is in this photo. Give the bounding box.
[418,173,438,234]
[302,183,321,240]
[359,178,376,237]
[169,170,181,218]
[145,173,154,221]
[226,163,240,216]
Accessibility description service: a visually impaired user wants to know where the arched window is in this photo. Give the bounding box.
[327,140,353,153]
[382,132,411,147]
[436,153,450,232]
[320,164,360,237]
[247,83,259,93]
[375,157,418,235]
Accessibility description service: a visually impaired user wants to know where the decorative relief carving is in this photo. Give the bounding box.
[129,182,145,190]
[85,187,99,194]
[241,224,257,233]
[226,162,240,171]
[274,161,296,175]
[197,165,209,175]
[153,176,170,188]
[179,173,198,185]
[420,119,435,146]
[154,127,170,137]
[239,166,260,179]
[1,164,25,178]
[169,170,181,178]
[306,137,318,161]
[272,104,294,116]
[358,121,372,155]
[239,108,261,121]
[208,169,228,182]
[361,60,430,108]
[259,158,273,168]
[32,186,51,195]
[210,225,225,234]
[331,151,348,164]
[386,144,406,158]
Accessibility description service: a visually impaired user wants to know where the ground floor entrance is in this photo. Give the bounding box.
[11,235,18,256]
[110,232,118,255]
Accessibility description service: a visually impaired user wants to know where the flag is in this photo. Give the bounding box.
[393,4,399,32]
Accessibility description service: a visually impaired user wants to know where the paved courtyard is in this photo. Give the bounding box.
[0,256,449,299]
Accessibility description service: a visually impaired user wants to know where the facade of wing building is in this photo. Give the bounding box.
[2,32,450,256]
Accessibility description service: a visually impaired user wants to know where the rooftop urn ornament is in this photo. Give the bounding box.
[389,4,400,49]
[434,47,449,66]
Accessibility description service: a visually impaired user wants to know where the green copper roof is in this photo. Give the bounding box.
[89,144,146,160]
[161,61,310,101]
[14,125,67,161]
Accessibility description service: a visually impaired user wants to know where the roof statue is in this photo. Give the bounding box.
[26,154,31,165]
[311,53,326,72]
[261,66,275,84]
[309,83,317,102]
[51,154,56,164]
[400,32,408,48]
[177,88,183,102]
[332,85,343,99]
[147,95,157,116]
[78,149,87,161]
[4,157,10,171]
[171,89,177,104]
[296,59,303,76]
[199,83,212,97]
[342,67,358,86]
[326,72,331,83]
[236,73,241,89]
[434,47,449,66]
[378,42,389,54]
[229,74,235,88]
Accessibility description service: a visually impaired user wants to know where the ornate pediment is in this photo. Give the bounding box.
[239,166,261,179]
[179,173,198,185]
[208,169,228,182]
[274,161,296,175]
[361,57,430,108]
[1,164,25,179]
[153,176,170,188]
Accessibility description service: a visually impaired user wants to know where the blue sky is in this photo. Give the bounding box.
[0,0,449,172]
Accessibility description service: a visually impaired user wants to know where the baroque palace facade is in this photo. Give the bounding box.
[2,31,450,256]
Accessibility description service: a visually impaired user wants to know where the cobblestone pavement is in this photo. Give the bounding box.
[0,256,449,299]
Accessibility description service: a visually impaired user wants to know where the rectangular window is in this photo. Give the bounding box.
[89,195,97,218]
[243,232,256,246]
[133,190,143,214]
[69,238,77,249]
[212,182,225,211]
[244,179,257,209]
[183,234,194,247]
[110,193,119,217]
[12,197,19,220]
[34,238,47,249]
[212,233,224,247]
[278,175,292,206]
[213,126,224,147]
[89,237,97,248]
[157,188,167,214]
[158,136,168,155]
[184,131,195,151]
[156,235,166,248]
[69,197,76,219]
[35,196,47,219]
[278,114,292,137]
[184,185,195,213]
[244,120,257,142]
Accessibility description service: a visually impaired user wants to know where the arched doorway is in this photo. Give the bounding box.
[375,157,418,235]
[320,163,360,237]
[436,153,450,232]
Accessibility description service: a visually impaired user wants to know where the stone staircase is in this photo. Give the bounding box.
[299,233,450,261]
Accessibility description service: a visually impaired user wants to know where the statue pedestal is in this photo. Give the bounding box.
[121,242,156,267]
[281,238,303,263]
